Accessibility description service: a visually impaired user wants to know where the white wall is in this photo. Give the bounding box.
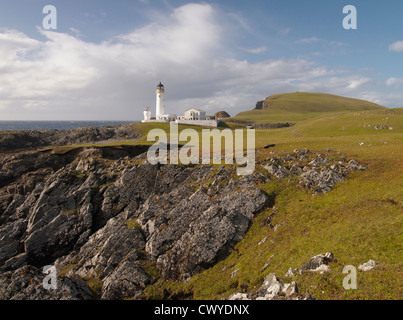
[175,119,218,127]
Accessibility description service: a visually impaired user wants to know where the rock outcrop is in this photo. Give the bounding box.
[214,111,231,119]
[0,265,94,300]
[0,140,369,300]
[0,124,140,151]
[299,252,335,274]
[262,149,367,195]
[358,260,379,272]
[229,273,314,300]
[0,147,271,299]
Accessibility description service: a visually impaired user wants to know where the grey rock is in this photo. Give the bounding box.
[264,164,289,180]
[229,292,250,300]
[0,124,141,151]
[285,267,298,278]
[230,269,240,278]
[59,214,146,281]
[101,262,151,300]
[154,185,269,280]
[229,273,313,301]
[346,160,367,171]
[257,273,283,297]
[284,281,298,297]
[0,265,94,300]
[258,237,267,245]
[300,252,334,274]
[358,260,379,271]
[299,168,345,195]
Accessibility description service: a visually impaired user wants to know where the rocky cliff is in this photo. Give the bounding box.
[0,146,271,299]
[0,141,367,300]
[0,124,140,151]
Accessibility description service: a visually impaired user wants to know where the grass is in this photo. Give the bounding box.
[32,99,402,300]
[140,105,402,300]
[125,219,141,230]
[233,92,386,124]
[83,276,103,298]
[258,92,384,113]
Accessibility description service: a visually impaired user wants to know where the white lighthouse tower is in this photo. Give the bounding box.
[143,107,151,121]
[156,82,165,120]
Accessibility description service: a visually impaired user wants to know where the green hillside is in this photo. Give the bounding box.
[258,92,385,113]
[143,99,402,300]
[233,92,387,124]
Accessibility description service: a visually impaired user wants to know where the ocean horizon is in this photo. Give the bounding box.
[0,120,139,131]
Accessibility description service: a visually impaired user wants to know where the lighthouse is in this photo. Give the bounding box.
[156,82,165,120]
[143,107,151,121]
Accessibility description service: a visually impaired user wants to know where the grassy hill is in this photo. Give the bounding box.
[141,97,402,300]
[233,92,387,124]
[41,95,401,300]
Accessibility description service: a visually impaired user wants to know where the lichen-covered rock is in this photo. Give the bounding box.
[300,252,334,274]
[0,124,141,151]
[346,160,367,171]
[0,142,275,300]
[143,175,270,281]
[264,151,366,195]
[358,260,379,271]
[285,267,298,278]
[0,142,362,300]
[101,262,152,300]
[0,265,94,300]
[229,273,313,301]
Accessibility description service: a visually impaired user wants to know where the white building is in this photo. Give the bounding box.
[143,108,151,121]
[142,82,218,127]
[183,108,206,121]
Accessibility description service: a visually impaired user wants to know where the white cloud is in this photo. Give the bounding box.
[346,77,372,90]
[296,37,321,44]
[0,3,400,120]
[389,41,403,52]
[386,77,403,87]
[239,46,268,54]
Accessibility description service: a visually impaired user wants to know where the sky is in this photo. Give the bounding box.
[0,0,402,121]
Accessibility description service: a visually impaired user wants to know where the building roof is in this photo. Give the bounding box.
[185,108,205,113]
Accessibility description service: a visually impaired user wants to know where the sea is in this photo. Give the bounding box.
[0,121,138,131]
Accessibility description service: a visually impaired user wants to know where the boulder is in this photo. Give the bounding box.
[346,160,367,171]
[0,265,94,300]
[358,260,379,272]
[214,111,231,119]
[285,268,298,278]
[300,252,334,274]
[229,273,313,301]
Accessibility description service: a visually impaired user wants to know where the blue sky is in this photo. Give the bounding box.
[0,0,402,120]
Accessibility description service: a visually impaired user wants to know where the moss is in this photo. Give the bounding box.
[63,209,79,217]
[125,219,141,230]
[69,170,87,179]
[137,260,161,281]
[58,263,77,279]
[144,279,194,300]
[82,276,103,298]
